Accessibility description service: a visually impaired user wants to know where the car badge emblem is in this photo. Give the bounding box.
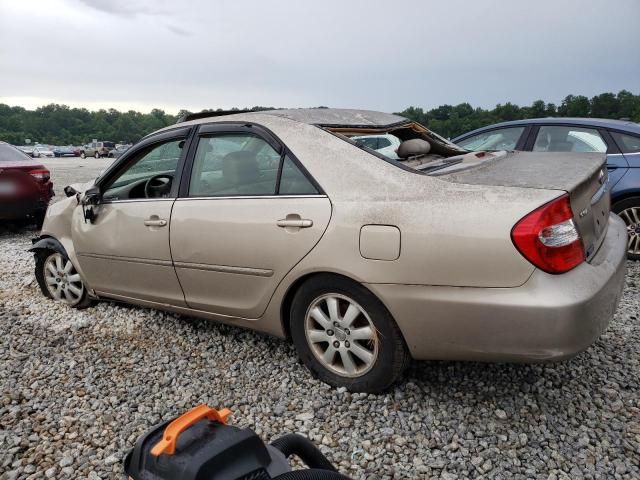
[598,169,605,185]
[579,208,589,218]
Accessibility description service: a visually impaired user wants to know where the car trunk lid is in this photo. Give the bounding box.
[436,151,610,262]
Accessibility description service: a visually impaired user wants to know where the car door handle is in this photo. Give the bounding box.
[144,218,167,227]
[277,219,313,228]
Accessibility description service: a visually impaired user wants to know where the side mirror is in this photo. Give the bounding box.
[64,185,78,197]
[83,185,101,205]
[81,186,101,223]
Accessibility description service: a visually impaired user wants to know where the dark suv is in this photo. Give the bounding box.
[80,141,115,159]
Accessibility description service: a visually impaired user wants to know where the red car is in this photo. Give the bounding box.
[0,142,54,225]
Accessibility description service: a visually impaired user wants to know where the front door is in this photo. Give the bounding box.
[72,134,189,305]
[170,128,332,318]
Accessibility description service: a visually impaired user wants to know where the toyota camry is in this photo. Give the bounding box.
[30,109,627,392]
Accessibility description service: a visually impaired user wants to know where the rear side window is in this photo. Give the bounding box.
[279,155,318,195]
[533,126,607,153]
[611,131,640,153]
[0,144,31,162]
[457,127,525,151]
[189,134,280,197]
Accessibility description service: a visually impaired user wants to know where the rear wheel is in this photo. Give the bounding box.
[35,251,94,308]
[290,275,410,392]
[94,151,100,159]
[613,197,640,260]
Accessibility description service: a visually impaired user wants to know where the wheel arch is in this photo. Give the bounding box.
[279,271,399,341]
[611,191,640,209]
[29,235,68,257]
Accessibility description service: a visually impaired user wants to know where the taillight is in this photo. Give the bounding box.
[29,168,50,182]
[511,193,585,274]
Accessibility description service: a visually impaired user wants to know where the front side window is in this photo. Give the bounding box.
[533,126,607,153]
[189,134,280,196]
[456,127,525,151]
[611,131,640,153]
[103,139,184,200]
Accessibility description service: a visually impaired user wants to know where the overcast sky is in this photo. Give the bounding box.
[1,0,639,114]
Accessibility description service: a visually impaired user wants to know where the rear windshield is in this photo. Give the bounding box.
[0,144,31,162]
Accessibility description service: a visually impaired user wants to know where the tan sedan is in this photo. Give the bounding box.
[31,109,627,392]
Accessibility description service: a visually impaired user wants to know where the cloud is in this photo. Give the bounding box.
[76,0,169,18]
[165,24,190,37]
[0,0,638,114]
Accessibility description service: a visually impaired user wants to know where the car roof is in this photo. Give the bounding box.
[176,108,410,129]
[454,117,640,140]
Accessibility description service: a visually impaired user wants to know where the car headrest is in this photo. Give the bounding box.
[223,151,260,184]
[396,139,431,159]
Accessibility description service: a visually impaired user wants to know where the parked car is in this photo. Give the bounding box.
[31,109,626,392]
[108,144,131,158]
[453,118,640,259]
[351,134,401,159]
[32,145,55,158]
[53,146,80,157]
[80,141,115,159]
[17,146,35,157]
[0,141,54,225]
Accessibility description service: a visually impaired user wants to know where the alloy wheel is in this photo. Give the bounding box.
[43,253,85,306]
[620,206,640,256]
[304,293,379,378]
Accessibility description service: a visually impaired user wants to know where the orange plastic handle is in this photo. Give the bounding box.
[151,404,232,457]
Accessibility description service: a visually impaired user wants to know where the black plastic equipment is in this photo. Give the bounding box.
[124,405,354,480]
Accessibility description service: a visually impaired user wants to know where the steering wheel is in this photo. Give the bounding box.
[144,174,173,198]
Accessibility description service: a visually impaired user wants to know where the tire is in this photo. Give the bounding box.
[94,151,100,159]
[35,250,94,309]
[613,196,640,260]
[80,152,86,159]
[290,275,410,393]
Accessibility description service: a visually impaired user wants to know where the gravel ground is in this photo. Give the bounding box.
[1,159,639,479]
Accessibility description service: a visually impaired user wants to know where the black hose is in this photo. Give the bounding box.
[270,434,337,472]
[273,469,353,480]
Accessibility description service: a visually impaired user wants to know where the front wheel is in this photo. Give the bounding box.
[35,251,94,308]
[94,151,100,159]
[613,197,640,260]
[290,275,410,393]
[80,152,86,159]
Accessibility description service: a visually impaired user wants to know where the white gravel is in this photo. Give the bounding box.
[0,159,639,479]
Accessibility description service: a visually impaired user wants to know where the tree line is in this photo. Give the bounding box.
[0,91,638,146]
[398,90,640,138]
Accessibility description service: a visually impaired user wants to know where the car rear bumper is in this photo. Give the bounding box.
[366,214,628,362]
[0,198,49,220]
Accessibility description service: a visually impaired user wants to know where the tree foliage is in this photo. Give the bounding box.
[0,104,177,146]
[398,90,640,139]
[0,92,638,145]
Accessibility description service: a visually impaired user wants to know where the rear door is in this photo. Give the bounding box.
[527,124,628,188]
[170,123,331,319]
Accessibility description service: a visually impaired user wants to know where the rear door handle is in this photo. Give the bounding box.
[277,219,313,228]
[144,218,167,227]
